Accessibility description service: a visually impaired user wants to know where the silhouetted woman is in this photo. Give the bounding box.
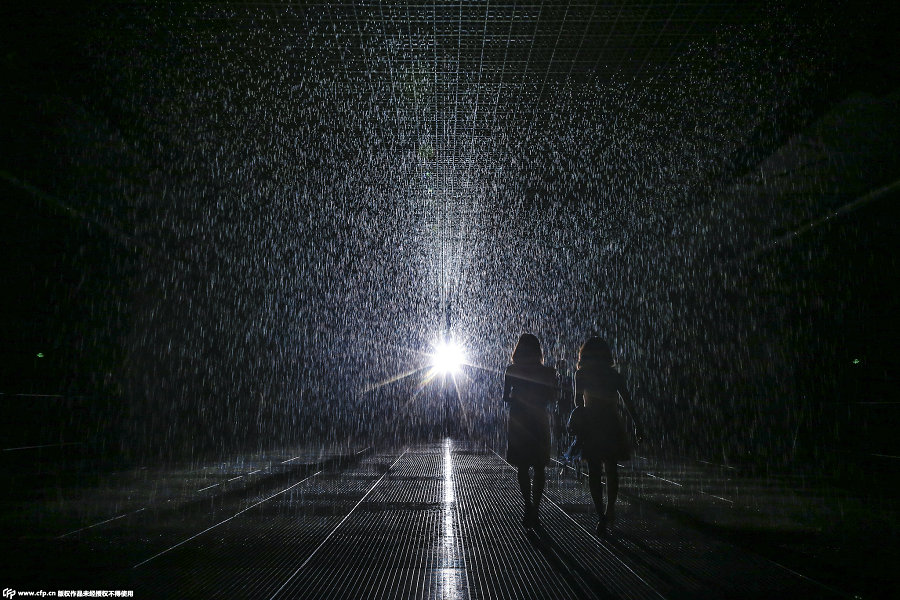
[503,333,557,527]
[572,337,643,535]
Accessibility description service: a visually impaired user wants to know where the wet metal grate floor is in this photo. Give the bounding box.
[4,442,847,599]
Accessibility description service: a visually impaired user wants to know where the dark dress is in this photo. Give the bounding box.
[571,364,631,462]
[504,362,557,467]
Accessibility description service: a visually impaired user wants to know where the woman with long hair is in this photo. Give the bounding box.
[503,333,557,528]
[573,336,643,535]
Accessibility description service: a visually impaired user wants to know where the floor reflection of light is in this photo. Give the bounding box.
[439,438,463,600]
[443,439,455,504]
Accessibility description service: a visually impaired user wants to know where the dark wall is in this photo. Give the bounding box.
[747,189,900,475]
[0,181,136,455]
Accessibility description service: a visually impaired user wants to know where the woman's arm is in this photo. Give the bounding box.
[618,377,643,438]
[574,371,585,408]
[502,369,513,403]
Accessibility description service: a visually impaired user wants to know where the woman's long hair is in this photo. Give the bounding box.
[511,333,543,366]
[577,336,613,370]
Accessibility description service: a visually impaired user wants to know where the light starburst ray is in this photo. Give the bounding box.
[362,365,431,393]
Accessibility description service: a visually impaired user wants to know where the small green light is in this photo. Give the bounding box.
[852,358,860,365]
[36,352,44,358]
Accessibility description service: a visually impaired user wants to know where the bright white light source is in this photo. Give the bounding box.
[431,340,466,375]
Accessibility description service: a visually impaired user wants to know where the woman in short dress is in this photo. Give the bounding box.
[573,336,643,535]
[503,333,557,528]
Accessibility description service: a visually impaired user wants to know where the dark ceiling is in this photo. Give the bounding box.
[5,1,870,245]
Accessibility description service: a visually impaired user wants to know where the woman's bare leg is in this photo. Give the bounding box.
[532,465,545,524]
[517,465,532,525]
[587,460,605,517]
[517,465,532,505]
[605,460,619,524]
